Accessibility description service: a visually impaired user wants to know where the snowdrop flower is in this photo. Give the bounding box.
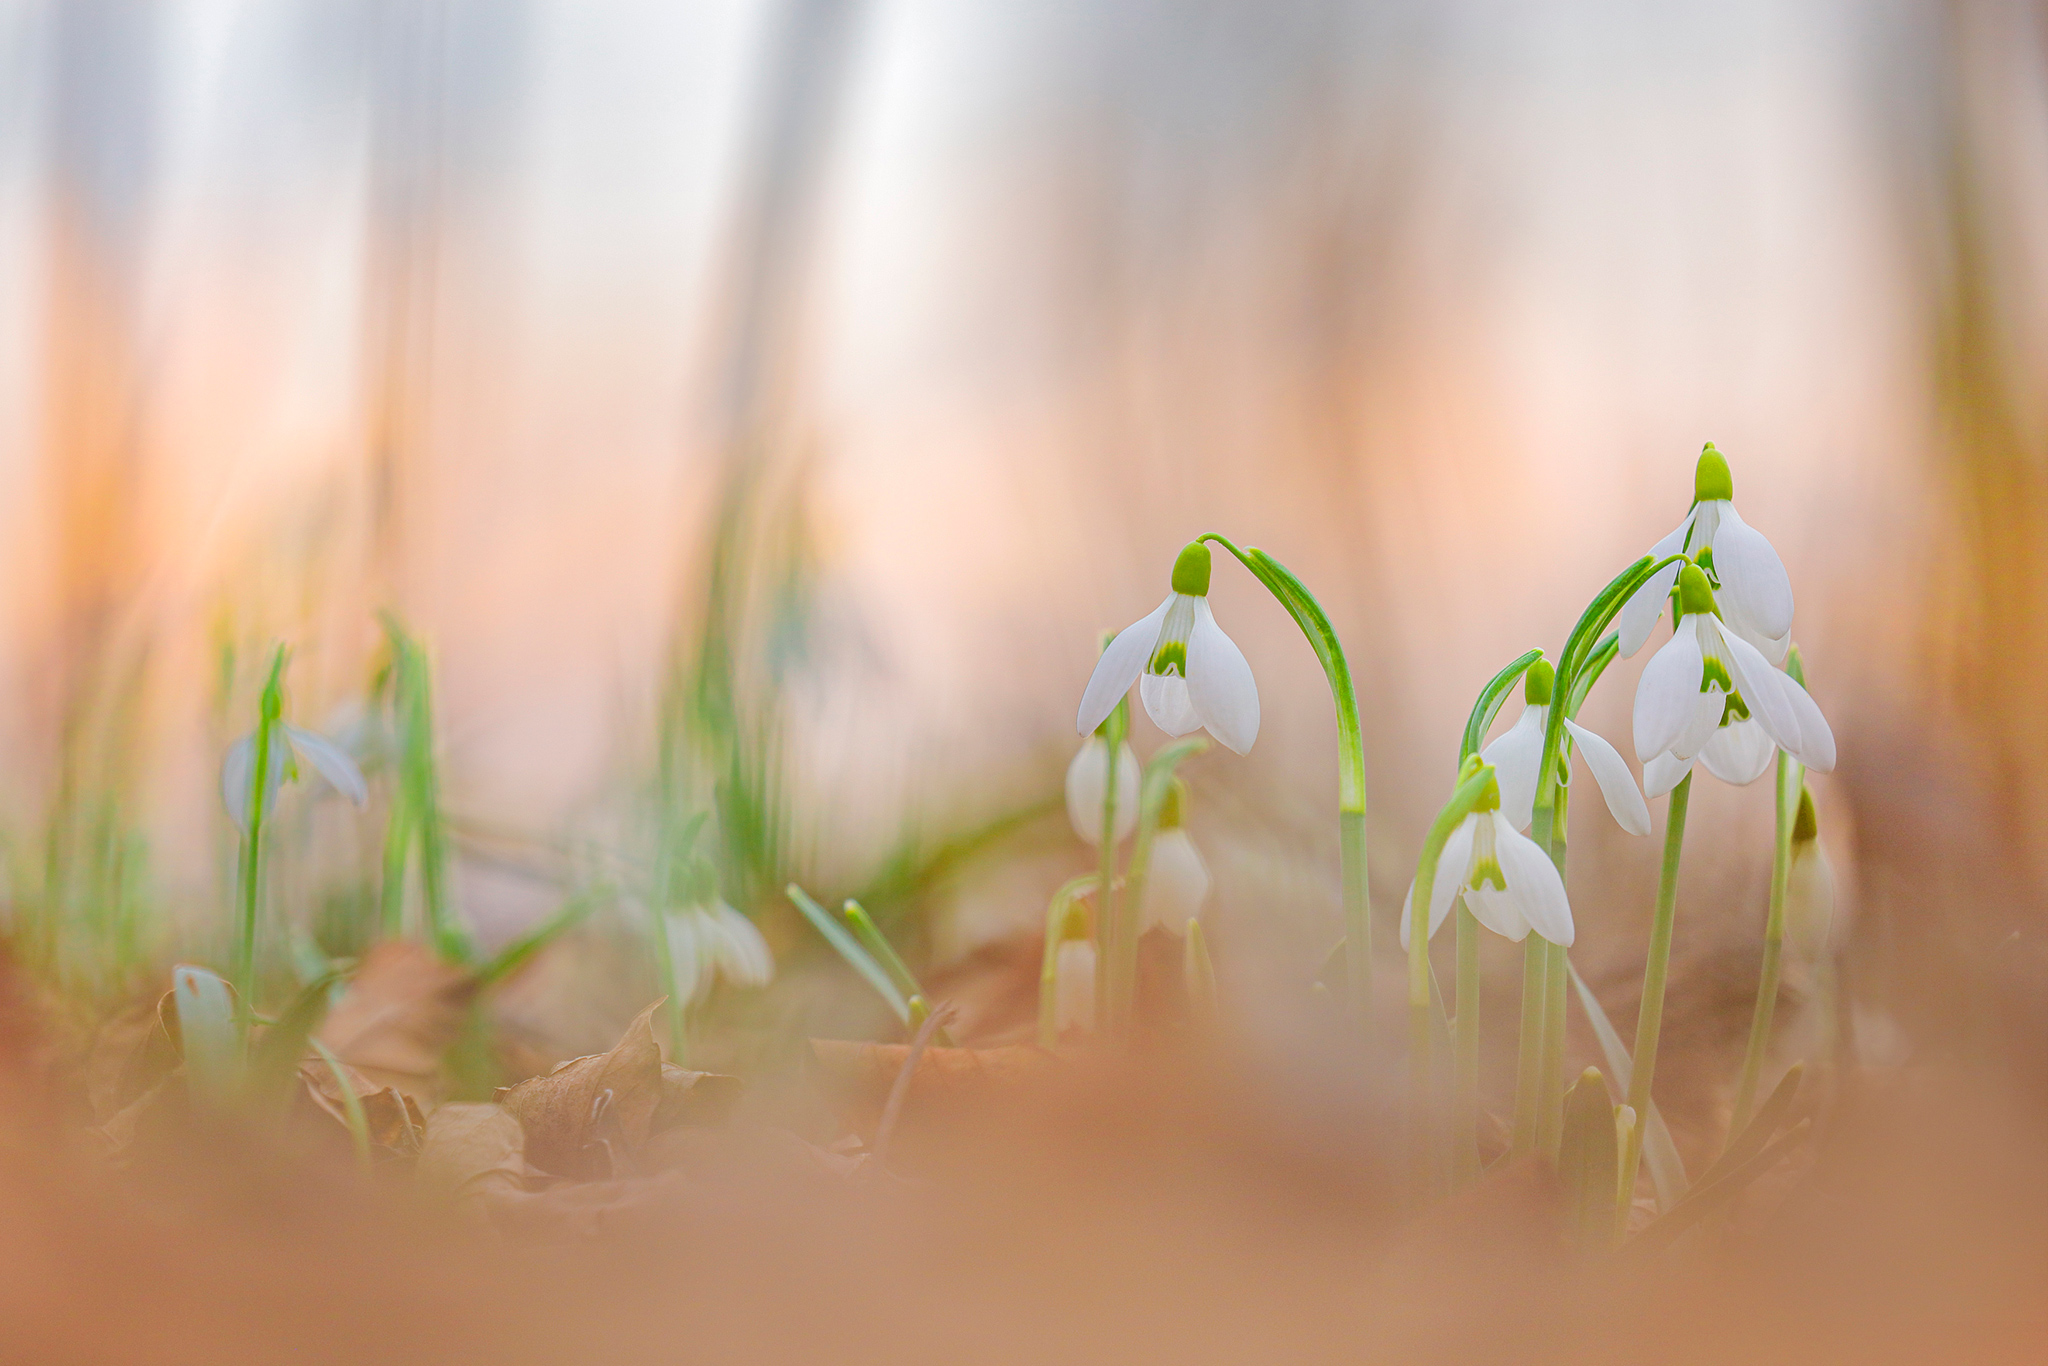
[1140,781,1210,931]
[1633,563,1835,797]
[1066,735,1141,844]
[1784,787,1836,964]
[220,724,369,832]
[1077,541,1259,754]
[1481,658,1650,836]
[1052,897,1097,1035]
[1618,444,1797,665]
[664,899,774,1006]
[1401,767,1575,949]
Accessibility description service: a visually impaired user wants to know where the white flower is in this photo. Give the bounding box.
[1141,828,1210,931]
[1618,444,1796,665]
[1640,716,1778,798]
[1785,789,1836,963]
[1632,564,1835,792]
[1076,542,1259,754]
[220,724,369,831]
[1401,800,1574,948]
[664,900,774,1006]
[1066,736,1141,844]
[1054,938,1097,1034]
[1480,662,1650,837]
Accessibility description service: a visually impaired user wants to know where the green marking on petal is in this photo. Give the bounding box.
[1170,541,1213,596]
[1523,658,1555,706]
[1471,854,1507,893]
[1695,442,1734,502]
[1701,655,1734,695]
[1721,691,1751,724]
[1149,641,1187,676]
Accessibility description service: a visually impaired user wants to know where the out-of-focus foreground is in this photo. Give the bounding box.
[3,1,2048,1360]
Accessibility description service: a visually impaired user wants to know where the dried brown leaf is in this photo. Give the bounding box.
[417,1102,527,1209]
[315,941,477,1102]
[83,999,178,1125]
[496,1002,666,1179]
[807,1040,1052,1146]
[300,1059,428,1156]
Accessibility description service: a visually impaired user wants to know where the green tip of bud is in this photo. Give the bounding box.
[1677,562,1719,617]
[1695,443,1734,503]
[1158,776,1188,830]
[1457,752,1486,785]
[1171,541,1213,596]
[1523,658,1555,706]
[1058,898,1091,942]
[1793,786,1819,844]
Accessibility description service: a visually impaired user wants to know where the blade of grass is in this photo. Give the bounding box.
[476,887,607,988]
[307,1037,372,1168]
[787,883,910,1024]
[1566,954,1690,1209]
[248,968,345,1105]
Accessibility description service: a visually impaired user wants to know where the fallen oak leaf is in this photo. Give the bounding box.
[315,941,477,1103]
[495,1002,666,1179]
[417,1102,527,1214]
[298,1058,427,1157]
[653,1063,743,1132]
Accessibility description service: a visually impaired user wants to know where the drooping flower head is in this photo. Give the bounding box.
[1402,763,1575,949]
[1077,541,1259,754]
[1619,444,1796,665]
[221,723,369,832]
[1066,734,1140,845]
[1140,778,1210,931]
[1785,786,1837,963]
[1480,657,1651,837]
[1052,897,1096,1035]
[1633,563,1835,796]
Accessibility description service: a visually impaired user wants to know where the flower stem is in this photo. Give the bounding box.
[1511,936,1547,1155]
[1622,772,1692,1198]
[1730,747,1801,1137]
[1094,687,1128,1030]
[1108,736,1207,1036]
[1408,762,1494,1190]
[1200,536,1372,1018]
[232,647,288,1013]
[1452,899,1481,1186]
[1039,874,1100,1048]
[1535,784,1571,1158]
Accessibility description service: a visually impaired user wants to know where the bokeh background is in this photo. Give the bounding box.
[0,0,2042,1080]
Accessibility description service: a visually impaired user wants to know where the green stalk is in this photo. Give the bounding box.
[1729,648,1810,1137]
[1536,784,1571,1158]
[1622,773,1692,1198]
[1109,737,1208,1036]
[1200,536,1371,1018]
[1094,685,1129,1029]
[1730,747,1800,1136]
[1452,899,1481,1186]
[1511,937,1548,1155]
[844,900,954,1047]
[232,647,288,1012]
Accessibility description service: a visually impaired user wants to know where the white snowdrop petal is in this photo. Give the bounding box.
[712,903,775,986]
[285,724,369,807]
[665,912,708,1005]
[1718,624,1801,754]
[1780,673,1837,774]
[1054,940,1097,1033]
[1617,558,1685,659]
[1563,718,1651,835]
[1491,812,1574,946]
[1400,816,1475,950]
[1077,597,1171,735]
[1065,738,1140,844]
[1642,751,1694,798]
[1464,887,1530,942]
[1482,705,1547,832]
[1672,686,1726,762]
[1185,600,1260,754]
[1633,618,1705,761]
[1786,843,1837,962]
[1699,719,1776,786]
[221,735,255,831]
[1140,672,1204,736]
[1710,505,1795,641]
[1141,829,1211,930]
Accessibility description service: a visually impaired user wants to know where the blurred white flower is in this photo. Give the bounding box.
[1633,564,1835,786]
[220,724,369,831]
[1785,789,1836,963]
[1141,829,1211,931]
[1481,660,1650,837]
[1054,938,1097,1034]
[1077,542,1259,754]
[1618,444,1796,665]
[664,900,774,1006]
[1065,736,1141,844]
[1402,781,1575,949]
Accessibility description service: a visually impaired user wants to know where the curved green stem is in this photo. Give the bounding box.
[1408,762,1495,1188]
[1622,774,1692,1199]
[1511,937,1548,1154]
[1452,899,1481,1186]
[1200,535,1372,1017]
[232,646,289,1014]
[1094,687,1129,1028]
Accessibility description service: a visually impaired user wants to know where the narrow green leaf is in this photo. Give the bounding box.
[248,969,344,1104]
[1557,1066,1619,1249]
[1565,955,1690,1208]
[1461,648,1545,762]
[1695,1063,1803,1191]
[307,1038,372,1168]
[476,888,605,987]
[787,883,910,1023]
